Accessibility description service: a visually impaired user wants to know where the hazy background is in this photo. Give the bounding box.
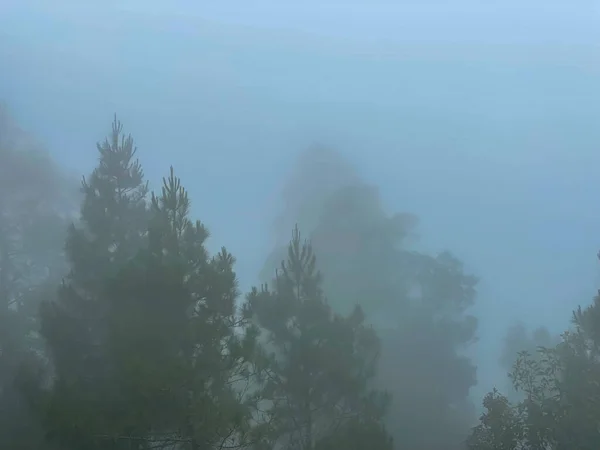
[1,0,600,403]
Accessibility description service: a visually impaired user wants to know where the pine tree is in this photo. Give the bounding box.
[103,167,260,449]
[66,114,148,290]
[248,227,391,450]
[39,116,149,449]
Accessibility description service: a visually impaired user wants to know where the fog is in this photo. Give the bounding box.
[1,1,600,449]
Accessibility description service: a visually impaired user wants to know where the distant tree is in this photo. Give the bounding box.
[263,147,478,450]
[309,183,418,317]
[0,106,76,450]
[261,146,360,283]
[0,105,74,336]
[248,227,392,450]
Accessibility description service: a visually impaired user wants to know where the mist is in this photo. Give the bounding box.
[1,1,600,449]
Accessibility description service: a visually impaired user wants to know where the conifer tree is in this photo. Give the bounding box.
[39,116,149,449]
[248,227,391,450]
[66,114,148,290]
[103,167,260,449]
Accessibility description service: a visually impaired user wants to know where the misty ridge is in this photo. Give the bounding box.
[2,2,600,449]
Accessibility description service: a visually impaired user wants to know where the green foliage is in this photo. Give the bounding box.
[469,256,600,450]
[38,116,151,448]
[467,389,525,450]
[104,167,259,448]
[248,226,391,450]
[67,115,149,289]
[35,117,262,449]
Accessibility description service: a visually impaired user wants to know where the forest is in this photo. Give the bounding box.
[1,108,600,450]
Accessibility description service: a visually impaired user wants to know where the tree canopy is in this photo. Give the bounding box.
[4,114,600,450]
